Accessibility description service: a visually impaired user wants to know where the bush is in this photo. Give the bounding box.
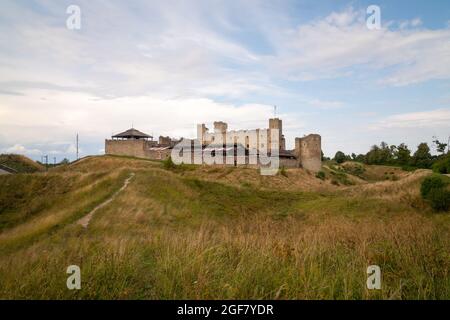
[162,156,176,170]
[420,175,450,212]
[420,175,447,198]
[427,188,450,211]
[315,171,325,180]
[432,154,450,174]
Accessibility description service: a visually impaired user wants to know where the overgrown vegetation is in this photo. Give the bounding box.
[332,138,450,172]
[432,153,450,174]
[0,154,44,173]
[315,171,325,180]
[421,175,450,212]
[0,155,449,299]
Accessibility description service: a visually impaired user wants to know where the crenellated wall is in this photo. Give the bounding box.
[106,120,322,172]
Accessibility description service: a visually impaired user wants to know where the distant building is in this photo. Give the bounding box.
[197,118,321,171]
[105,118,322,171]
[105,128,173,160]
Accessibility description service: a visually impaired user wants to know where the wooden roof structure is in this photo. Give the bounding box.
[112,128,153,140]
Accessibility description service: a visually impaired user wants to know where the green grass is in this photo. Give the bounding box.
[0,154,44,173]
[0,156,449,299]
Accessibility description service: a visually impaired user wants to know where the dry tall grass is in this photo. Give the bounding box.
[0,156,448,299]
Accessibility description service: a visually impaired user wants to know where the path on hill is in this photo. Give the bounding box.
[77,172,135,228]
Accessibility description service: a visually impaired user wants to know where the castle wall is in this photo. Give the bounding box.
[280,157,299,168]
[105,139,148,158]
[146,148,171,160]
[107,120,321,172]
[198,119,282,153]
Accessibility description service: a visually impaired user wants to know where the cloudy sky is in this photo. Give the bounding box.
[0,0,449,161]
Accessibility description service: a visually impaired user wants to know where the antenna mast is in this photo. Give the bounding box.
[76,134,79,160]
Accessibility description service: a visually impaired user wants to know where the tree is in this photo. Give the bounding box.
[433,138,448,155]
[412,143,432,168]
[365,143,391,164]
[355,154,365,162]
[334,151,347,164]
[394,143,411,165]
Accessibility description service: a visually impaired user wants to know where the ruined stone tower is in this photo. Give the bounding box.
[295,134,322,172]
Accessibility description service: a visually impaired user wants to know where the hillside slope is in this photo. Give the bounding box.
[0,155,448,299]
[0,154,45,173]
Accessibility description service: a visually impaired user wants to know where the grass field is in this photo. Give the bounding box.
[0,155,449,299]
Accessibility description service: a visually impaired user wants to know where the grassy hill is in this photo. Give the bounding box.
[0,154,45,173]
[0,155,449,299]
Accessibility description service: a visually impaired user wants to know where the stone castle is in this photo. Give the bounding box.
[105,118,322,172]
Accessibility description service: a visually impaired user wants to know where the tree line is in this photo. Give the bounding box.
[331,138,450,174]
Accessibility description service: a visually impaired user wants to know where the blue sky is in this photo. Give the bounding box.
[0,0,449,160]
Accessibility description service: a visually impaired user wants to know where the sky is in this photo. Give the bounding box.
[0,0,449,161]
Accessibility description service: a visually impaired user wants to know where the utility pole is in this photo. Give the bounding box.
[44,155,48,171]
[76,133,79,160]
[54,157,56,166]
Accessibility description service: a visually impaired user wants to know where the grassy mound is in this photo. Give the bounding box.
[0,154,45,173]
[0,155,449,299]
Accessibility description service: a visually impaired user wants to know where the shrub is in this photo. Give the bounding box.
[420,175,447,198]
[162,156,176,170]
[315,171,325,180]
[420,175,450,212]
[432,154,450,174]
[427,188,450,211]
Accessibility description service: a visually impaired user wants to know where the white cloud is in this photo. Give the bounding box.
[3,144,42,156]
[0,2,449,159]
[370,108,450,129]
[308,99,344,110]
[0,89,284,152]
[270,8,450,85]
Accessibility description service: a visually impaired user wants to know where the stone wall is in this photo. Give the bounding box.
[295,134,322,172]
[146,148,172,160]
[105,139,148,158]
[280,157,298,168]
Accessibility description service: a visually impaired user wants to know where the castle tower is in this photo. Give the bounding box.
[197,124,208,145]
[295,134,322,172]
[268,118,283,151]
[214,121,228,145]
